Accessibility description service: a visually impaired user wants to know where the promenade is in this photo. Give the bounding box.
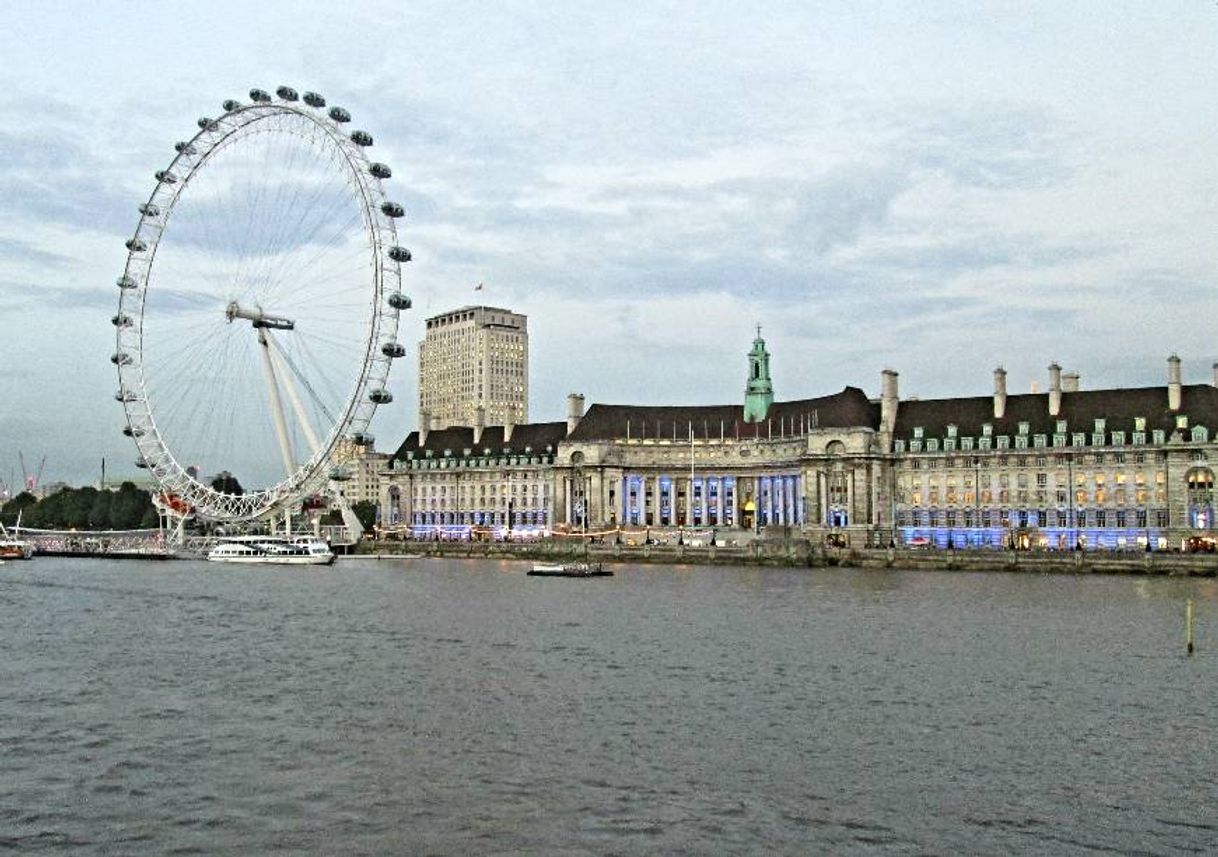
[360,538,1218,576]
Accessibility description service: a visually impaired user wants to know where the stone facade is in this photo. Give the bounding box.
[377,335,1218,550]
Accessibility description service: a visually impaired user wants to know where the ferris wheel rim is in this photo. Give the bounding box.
[112,89,407,522]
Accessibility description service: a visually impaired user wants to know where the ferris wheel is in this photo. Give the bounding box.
[112,86,412,522]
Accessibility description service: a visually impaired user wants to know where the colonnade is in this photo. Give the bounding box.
[611,473,803,528]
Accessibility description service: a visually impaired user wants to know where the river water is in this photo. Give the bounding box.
[1,557,1215,855]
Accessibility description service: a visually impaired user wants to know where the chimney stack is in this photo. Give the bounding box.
[566,393,585,436]
[1168,354,1182,411]
[880,369,899,435]
[1211,362,1218,389]
[419,409,430,446]
[1062,371,1080,393]
[993,367,1007,419]
[473,405,485,446]
[1048,362,1062,417]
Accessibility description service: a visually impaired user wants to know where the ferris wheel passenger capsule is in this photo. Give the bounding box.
[303,91,326,108]
[197,117,218,130]
[327,466,351,481]
[115,389,137,402]
[222,99,241,112]
[328,106,351,123]
[380,201,404,218]
[135,457,149,469]
[387,291,411,310]
[388,246,411,262]
[117,274,138,288]
[369,162,392,179]
[174,142,196,155]
[139,203,160,217]
[155,170,177,184]
[122,425,144,438]
[276,86,299,101]
[110,352,133,366]
[111,314,132,327]
[350,130,373,147]
[351,432,375,446]
[249,88,271,102]
[124,239,146,253]
[381,342,406,358]
[369,388,393,404]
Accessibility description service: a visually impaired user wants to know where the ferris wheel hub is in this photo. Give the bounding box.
[225,300,295,330]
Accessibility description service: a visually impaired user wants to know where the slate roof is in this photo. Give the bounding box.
[892,384,1218,438]
[391,421,569,461]
[566,387,880,441]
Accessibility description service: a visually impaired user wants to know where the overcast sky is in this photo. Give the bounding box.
[2,1,1217,490]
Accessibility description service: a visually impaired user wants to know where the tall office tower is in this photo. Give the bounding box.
[418,305,529,429]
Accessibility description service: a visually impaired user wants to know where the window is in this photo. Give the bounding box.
[1073,433,1087,447]
[1056,420,1068,434]
[1135,417,1146,432]
[1034,435,1047,448]
[1018,422,1030,435]
[1094,418,1106,433]
[997,436,1010,450]
[947,424,958,438]
[982,423,993,437]
[1177,415,1189,430]
[913,427,925,439]
[1111,431,1125,446]
[962,437,974,451]
[1153,429,1166,444]
[1192,425,1209,443]
[894,439,906,453]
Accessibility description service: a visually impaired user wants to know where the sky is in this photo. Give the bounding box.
[2,1,1217,490]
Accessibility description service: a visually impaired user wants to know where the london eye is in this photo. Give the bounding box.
[112,86,412,523]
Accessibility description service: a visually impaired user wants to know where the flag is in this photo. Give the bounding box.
[474,281,483,291]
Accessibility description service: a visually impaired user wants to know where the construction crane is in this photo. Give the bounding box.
[19,452,46,493]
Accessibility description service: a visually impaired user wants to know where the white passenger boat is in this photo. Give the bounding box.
[207,536,335,565]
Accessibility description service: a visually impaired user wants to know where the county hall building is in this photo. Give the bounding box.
[382,330,1218,550]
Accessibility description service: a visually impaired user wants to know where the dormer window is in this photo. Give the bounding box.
[1094,418,1106,433]
[1134,417,1146,432]
[982,423,993,437]
[1056,420,1067,434]
[1018,421,1029,435]
[947,424,958,438]
[1177,415,1189,430]
[913,427,925,439]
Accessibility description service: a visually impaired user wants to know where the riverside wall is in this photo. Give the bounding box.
[358,539,1218,576]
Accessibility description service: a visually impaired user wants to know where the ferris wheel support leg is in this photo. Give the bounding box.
[258,329,297,479]
[264,331,322,456]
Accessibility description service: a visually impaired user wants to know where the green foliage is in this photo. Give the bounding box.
[1,491,38,526]
[2,484,156,530]
[211,472,244,495]
[352,500,377,531]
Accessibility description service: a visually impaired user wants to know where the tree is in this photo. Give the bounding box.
[352,501,377,531]
[211,471,244,495]
[1,491,37,526]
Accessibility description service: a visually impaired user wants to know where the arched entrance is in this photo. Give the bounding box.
[741,498,756,530]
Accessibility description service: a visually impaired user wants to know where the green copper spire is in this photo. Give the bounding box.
[743,324,774,423]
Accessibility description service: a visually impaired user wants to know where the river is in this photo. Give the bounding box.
[2,557,1215,855]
